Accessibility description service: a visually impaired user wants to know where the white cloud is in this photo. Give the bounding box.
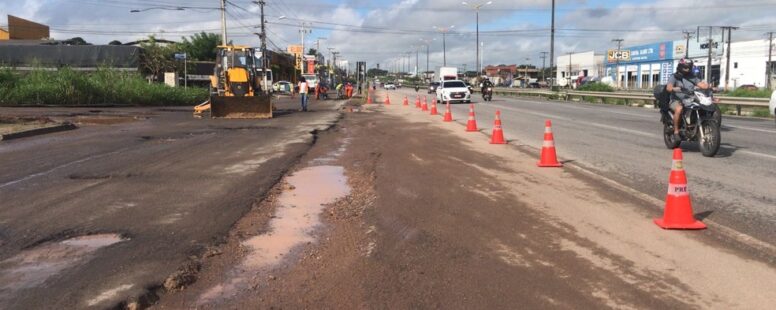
[2,0,774,70]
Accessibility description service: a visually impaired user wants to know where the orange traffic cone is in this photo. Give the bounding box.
[430,100,439,115]
[465,104,478,132]
[367,92,372,104]
[421,97,429,112]
[403,96,409,106]
[415,96,421,108]
[443,101,453,122]
[490,110,506,144]
[654,149,706,230]
[385,94,391,105]
[537,120,562,167]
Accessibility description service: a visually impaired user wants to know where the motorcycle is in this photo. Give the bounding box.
[661,88,721,157]
[482,87,493,101]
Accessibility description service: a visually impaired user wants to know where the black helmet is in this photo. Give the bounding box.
[677,58,694,73]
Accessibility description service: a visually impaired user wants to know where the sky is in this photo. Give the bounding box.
[1,0,775,72]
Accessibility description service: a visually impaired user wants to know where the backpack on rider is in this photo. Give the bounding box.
[653,84,670,112]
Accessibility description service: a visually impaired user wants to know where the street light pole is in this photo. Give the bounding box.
[462,1,492,77]
[434,26,454,67]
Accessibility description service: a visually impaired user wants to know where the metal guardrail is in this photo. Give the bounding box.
[489,88,770,115]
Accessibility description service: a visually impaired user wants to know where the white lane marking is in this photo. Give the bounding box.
[0,148,127,189]
[588,122,660,138]
[482,103,572,121]
[739,150,776,160]
[724,125,776,134]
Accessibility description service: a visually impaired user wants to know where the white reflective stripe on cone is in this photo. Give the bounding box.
[667,183,689,196]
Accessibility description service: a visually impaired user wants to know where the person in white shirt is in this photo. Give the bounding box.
[298,76,309,112]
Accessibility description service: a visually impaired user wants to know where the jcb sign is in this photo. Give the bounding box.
[607,49,630,63]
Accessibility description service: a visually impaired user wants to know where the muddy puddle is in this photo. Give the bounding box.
[199,163,351,305]
[0,234,126,304]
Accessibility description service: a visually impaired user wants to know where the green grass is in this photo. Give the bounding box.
[0,67,207,106]
[724,88,772,98]
[752,107,771,118]
[577,82,615,92]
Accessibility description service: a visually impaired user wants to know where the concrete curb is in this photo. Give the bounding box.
[0,122,77,141]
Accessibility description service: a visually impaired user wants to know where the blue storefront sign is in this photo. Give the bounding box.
[621,42,673,63]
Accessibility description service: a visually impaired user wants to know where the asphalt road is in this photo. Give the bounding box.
[392,88,776,247]
[0,96,343,309]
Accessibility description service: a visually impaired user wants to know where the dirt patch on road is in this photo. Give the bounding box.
[154,94,776,309]
[0,116,57,135]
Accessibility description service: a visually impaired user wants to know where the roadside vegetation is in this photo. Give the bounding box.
[0,67,207,106]
[577,82,615,92]
[724,88,772,98]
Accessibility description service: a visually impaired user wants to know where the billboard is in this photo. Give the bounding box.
[607,50,631,63]
[612,42,673,64]
[672,37,724,59]
[304,55,315,74]
[287,44,303,70]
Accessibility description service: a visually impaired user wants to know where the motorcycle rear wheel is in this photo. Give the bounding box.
[699,120,721,157]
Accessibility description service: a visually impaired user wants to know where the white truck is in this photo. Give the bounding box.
[436,67,458,82]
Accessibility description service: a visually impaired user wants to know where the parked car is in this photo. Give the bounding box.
[435,80,472,103]
[385,83,396,90]
[739,84,758,91]
[273,81,292,94]
[428,82,440,94]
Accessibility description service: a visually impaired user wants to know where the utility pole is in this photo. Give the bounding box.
[612,38,624,88]
[299,22,311,74]
[332,51,339,85]
[256,0,268,93]
[721,26,738,90]
[682,30,695,58]
[568,52,572,87]
[220,0,227,45]
[697,26,716,83]
[540,51,548,81]
[549,0,555,87]
[768,32,774,90]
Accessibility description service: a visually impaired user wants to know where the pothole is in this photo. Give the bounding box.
[198,165,351,305]
[0,233,127,305]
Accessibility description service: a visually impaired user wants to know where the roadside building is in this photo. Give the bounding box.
[605,41,674,89]
[484,64,517,86]
[719,39,776,90]
[0,15,49,41]
[556,51,605,87]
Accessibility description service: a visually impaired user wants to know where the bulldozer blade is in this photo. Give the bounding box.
[210,94,273,119]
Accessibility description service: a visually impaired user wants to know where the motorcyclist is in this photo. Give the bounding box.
[666,58,709,144]
[480,78,493,91]
[480,78,494,96]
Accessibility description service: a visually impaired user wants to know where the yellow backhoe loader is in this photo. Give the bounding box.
[194,45,272,118]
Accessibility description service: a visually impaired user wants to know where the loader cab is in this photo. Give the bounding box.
[213,46,257,97]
